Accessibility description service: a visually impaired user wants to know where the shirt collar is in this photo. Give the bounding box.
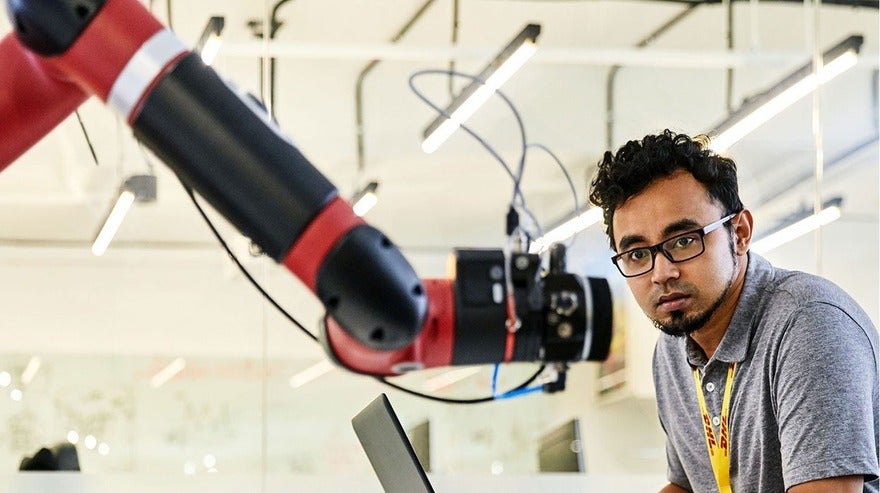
[685,253,776,366]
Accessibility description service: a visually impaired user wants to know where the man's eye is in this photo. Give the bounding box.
[672,236,696,249]
[627,249,650,262]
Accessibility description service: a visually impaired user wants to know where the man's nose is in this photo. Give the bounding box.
[651,252,680,284]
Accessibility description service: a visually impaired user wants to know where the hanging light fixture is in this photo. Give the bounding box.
[150,357,186,389]
[289,360,335,389]
[421,23,541,154]
[351,181,379,217]
[196,16,226,66]
[91,174,157,256]
[709,35,863,153]
[751,197,843,253]
[20,357,41,386]
[529,207,603,254]
[422,367,482,392]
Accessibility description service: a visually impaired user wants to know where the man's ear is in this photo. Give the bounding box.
[734,209,754,256]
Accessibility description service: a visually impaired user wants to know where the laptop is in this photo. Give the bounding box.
[352,393,436,493]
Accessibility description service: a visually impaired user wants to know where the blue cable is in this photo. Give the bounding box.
[497,386,544,400]
[491,363,544,400]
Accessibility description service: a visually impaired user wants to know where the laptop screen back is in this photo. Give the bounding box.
[352,393,435,493]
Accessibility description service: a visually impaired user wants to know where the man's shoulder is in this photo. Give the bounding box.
[754,259,861,314]
[754,259,877,346]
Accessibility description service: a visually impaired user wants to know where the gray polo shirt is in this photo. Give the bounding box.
[653,253,879,492]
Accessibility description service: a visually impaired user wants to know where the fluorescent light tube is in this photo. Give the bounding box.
[751,199,843,253]
[422,367,482,392]
[200,35,223,65]
[150,357,186,388]
[422,24,541,154]
[92,175,156,257]
[21,356,41,385]
[92,190,136,257]
[709,35,862,153]
[530,207,603,253]
[289,360,335,389]
[197,16,225,66]
[351,181,379,216]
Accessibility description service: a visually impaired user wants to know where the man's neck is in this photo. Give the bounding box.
[690,257,748,360]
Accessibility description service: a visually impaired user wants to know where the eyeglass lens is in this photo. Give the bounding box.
[616,231,705,277]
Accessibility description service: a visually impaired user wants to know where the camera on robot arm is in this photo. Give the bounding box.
[448,240,613,394]
[0,0,613,403]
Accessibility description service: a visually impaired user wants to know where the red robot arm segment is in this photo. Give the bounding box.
[0,34,87,169]
[323,279,456,376]
[3,0,430,358]
[1,0,613,381]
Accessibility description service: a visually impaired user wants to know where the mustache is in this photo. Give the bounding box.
[650,281,695,305]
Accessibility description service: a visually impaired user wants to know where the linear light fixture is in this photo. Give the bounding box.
[351,181,379,216]
[150,357,186,388]
[196,16,226,66]
[709,35,863,153]
[751,197,843,254]
[21,357,41,385]
[421,23,541,154]
[422,367,482,392]
[529,207,603,254]
[92,175,157,256]
[289,360,335,389]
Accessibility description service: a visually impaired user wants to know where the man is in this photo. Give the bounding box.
[588,130,879,492]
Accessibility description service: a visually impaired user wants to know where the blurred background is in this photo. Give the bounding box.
[0,0,876,490]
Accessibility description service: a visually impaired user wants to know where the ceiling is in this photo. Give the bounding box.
[0,0,877,251]
[0,0,875,355]
[0,0,876,477]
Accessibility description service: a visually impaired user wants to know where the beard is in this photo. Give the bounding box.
[652,237,739,338]
[652,287,728,337]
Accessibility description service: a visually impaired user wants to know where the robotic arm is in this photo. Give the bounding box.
[1,0,612,379]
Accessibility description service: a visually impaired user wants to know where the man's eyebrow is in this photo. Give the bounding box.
[617,218,703,252]
[661,219,701,238]
[617,234,647,252]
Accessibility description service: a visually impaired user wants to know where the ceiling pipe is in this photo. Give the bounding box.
[605,4,700,150]
[245,0,297,118]
[267,0,296,119]
[220,42,818,67]
[725,0,735,112]
[355,0,439,178]
[448,0,460,99]
[524,0,875,7]
[754,134,878,209]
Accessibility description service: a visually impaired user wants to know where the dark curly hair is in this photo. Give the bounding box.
[589,129,743,250]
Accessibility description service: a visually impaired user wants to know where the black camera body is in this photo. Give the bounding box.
[450,244,612,367]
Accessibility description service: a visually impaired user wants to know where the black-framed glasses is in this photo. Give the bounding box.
[611,213,737,278]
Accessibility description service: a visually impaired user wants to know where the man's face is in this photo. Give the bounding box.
[611,169,737,337]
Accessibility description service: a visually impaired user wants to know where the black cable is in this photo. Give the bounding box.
[526,143,578,214]
[177,177,318,343]
[411,70,584,245]
[179,174,547,404]
[526,143,581,244]
[411,69,581,244]
[376,364,546,404]
[137,142,156,176]
[75,110,100,167]
[523,143,581,247]
[408,69,529,211]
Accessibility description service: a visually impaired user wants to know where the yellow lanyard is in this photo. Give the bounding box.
[692,362,737,493]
